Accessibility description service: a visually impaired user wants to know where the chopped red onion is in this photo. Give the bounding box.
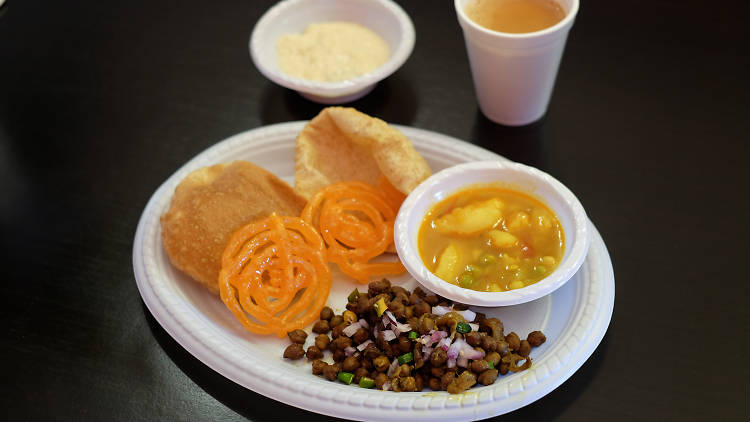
[344,346,356,357]
[430,330,448,344]
[447,358,456,368]
[432,306,476,322]
[379,310,412,336]
[421,346,434,360]
[456,309,476,322]
[358,318,369,330]
[382,380,392,391]
[463,347,486,360]
[448,337,487,364]
[393,322,411,336]
[386,358,399,377]
[450,336,486,361]
[382,329,397,342]
[447,339,464,360]
[342,321,361,337]
[356,339,373,351]
[457,355,469,368]
[437,337,452,351]
[431,305,452,316]
[469,323,479,332]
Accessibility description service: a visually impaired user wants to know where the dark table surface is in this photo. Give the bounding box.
[1,0,748,420]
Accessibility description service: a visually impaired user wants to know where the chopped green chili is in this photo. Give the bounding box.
[456,322,472,334]
[358,377,375,389]
[397,352,414,365]
[337,372,354,385]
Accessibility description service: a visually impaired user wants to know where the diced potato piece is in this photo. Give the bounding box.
[488,229,518,249]
[532,209,553,230]
[434,243,460,282]
[507,211,531,231]
[434,198,503,236]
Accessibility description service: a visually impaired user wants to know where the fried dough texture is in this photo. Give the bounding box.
[160,161,307,294]
[294,107,432,199]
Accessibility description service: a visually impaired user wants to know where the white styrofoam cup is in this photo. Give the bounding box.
[455,0,579,126]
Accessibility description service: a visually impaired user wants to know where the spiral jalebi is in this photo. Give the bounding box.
[301,180,406,284]
[218,213,331,337]
[376,175,407,216]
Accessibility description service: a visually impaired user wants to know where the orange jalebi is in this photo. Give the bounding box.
[218,213,331,337]
[376,175,407,216]
[301,180,406,284]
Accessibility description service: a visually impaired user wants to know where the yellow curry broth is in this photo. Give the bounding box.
[418,186,564,292]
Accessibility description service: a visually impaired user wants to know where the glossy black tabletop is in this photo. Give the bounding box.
[1,1,748,420]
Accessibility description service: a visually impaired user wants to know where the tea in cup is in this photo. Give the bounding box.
[455,0,579,126]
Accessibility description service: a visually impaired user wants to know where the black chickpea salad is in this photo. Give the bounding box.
[283,279,545,393]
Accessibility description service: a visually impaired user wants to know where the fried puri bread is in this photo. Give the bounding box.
[160,161,307,294]
[294,107,432,199]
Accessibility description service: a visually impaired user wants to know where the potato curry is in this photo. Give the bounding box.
[418,185,564,292]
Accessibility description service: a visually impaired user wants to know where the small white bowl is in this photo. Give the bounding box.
[394,160,590,307]
[249,0,415,104]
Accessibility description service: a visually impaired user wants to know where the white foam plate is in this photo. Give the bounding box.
[133,122,615,421]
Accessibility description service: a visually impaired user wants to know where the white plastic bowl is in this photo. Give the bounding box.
[249,0,415,104]
[394,160,590,307]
